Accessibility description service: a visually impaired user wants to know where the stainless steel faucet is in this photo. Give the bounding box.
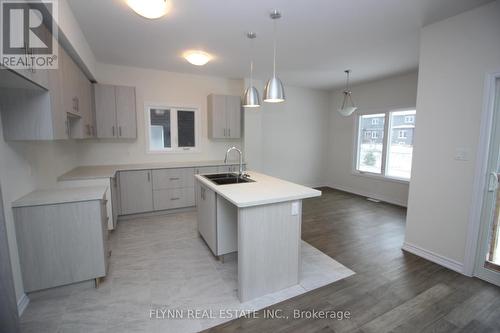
[224,146,243,177]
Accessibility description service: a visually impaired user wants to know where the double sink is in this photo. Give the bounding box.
[203,173,255,185]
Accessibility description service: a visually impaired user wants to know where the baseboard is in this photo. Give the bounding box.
[17,293,29,316]
[402,242,464,274]
[327,183,407,207]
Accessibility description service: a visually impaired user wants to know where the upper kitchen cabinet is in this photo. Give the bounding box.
[94,84,137,139]
[0,46,93,141]
[207,94,241,139]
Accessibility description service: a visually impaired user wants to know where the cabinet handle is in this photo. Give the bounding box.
[170,197,180,201]
[228,128,231,137]
[169,177,180,181]
[224,128,226,137]
[147,172,151,182]
[119,126,122,137]
[112,126,115,137]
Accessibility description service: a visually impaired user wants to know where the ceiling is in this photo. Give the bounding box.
[67,0,492,90]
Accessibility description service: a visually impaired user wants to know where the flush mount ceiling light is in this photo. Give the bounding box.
[126,0,168,19]
[183,50,212,66]
[338,69,357,116]
[263,10,285,103]
[242,32,261,108]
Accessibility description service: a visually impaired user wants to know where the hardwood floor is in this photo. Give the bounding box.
[205,187,500,333]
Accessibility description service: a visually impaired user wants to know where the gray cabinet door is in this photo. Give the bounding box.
[110,177,119,228]
[208,94,227,139]
[61,48,80,117]
[79,72,93,138]
[94,84,117,138]
[48,45,67,140]
[119,170,153,215]
[197,182,217,254]
[115,86,137,139]
[14,200,107,292]
[226,95,241,139]
[0,186,19,332]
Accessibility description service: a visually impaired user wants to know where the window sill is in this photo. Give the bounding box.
[351,171,410,184]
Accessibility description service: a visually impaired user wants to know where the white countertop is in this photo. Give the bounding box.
[58,160,243,181]
[12,186,107,208]
[195,171,321,208]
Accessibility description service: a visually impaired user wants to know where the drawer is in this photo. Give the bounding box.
[194,166,219,175]
[152,168,194,190]
[153,187,195,211]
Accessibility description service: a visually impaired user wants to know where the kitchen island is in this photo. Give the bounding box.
[195,171,321,302]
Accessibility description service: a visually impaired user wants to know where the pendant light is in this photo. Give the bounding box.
[338,70,357,116]
[242,32,261,108]
[264,10,285,103]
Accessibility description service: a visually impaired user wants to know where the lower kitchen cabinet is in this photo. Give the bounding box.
[110,176,120,229]
[197,182,217,254]
[13,195,108,292]
[118,170,153,215]
[196,180,237,257]
[117,164,245,216]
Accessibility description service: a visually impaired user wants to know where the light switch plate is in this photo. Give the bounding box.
[291,201,299,216]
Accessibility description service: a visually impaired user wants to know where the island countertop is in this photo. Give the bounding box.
[195,171,321,208]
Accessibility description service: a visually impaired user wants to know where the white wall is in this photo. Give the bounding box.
[76,63,244,166]
[405,1,500,267]
[244,81,330,187]
[326,71,418,206]
[0,115,79,302]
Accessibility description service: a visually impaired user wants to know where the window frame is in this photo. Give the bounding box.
[352,107,416,184]
[145,104,201,154]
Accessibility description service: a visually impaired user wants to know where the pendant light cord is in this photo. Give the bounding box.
[273,19,277,77]
[250,37,254,87]
[345,70,350,92]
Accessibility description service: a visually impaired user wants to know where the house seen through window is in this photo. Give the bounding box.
[356,110,416,180]
[147,106,198,152]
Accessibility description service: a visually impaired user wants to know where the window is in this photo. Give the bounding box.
[147,106,198,152]
[355,110,416,180]
[357,114,385,174]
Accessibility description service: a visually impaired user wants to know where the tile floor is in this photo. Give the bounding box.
[20,211,354,333]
